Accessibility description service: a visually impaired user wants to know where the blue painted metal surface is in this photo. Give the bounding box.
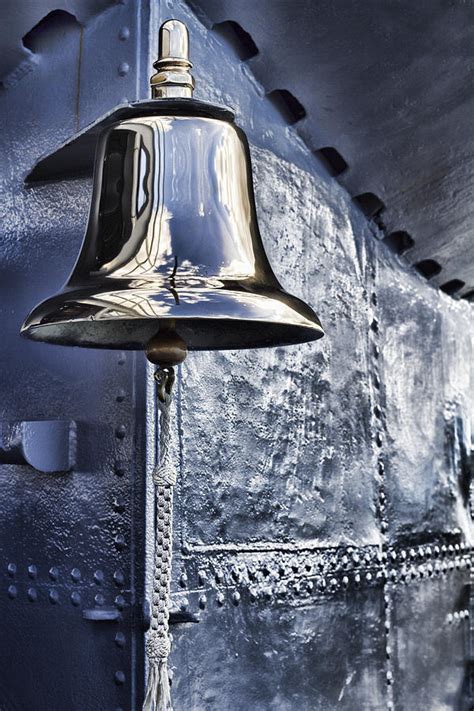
[0,2,150,709]
[0,1,472,710]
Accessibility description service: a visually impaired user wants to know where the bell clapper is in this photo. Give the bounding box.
[145,328,188,403]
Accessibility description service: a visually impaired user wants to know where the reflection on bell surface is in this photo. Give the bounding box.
[22,22,324,351]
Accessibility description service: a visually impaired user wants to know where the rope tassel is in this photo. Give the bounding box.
[143,367,177,711]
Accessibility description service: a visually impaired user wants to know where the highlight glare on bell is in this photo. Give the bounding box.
[21,20,324,352]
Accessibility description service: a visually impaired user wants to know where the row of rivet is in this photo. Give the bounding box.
[172,554,471,611]
[179,541,471,590]
[171,558,471,615]
[5,564,126,585]
[5,585,126,607]
[114,351,129,694]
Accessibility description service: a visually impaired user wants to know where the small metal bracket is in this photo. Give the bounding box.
[82,608,122,622]
[0,420,77,473]
[142,600,199,630]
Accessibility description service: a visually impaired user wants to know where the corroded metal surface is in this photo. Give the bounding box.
[187,0,474,298]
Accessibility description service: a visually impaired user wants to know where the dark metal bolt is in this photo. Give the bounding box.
[115,425,127,439]
[71,592,81,606]
[115,534,126,550]
[115,461,127,477]
[115,632,126,648]
[114,671,126,686]
[114,570,125,587]
[232,592,241,606]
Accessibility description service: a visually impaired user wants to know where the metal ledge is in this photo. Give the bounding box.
[25,98,234,183]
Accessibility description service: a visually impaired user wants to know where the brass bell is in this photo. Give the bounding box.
[21,20,324,355]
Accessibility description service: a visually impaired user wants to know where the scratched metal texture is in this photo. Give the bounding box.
[0,1,472,711]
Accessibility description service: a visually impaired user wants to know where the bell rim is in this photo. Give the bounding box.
[21,285,324,351]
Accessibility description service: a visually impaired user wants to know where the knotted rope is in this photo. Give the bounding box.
[143,367,177,711]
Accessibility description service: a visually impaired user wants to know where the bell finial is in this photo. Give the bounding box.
[150,19,195,99]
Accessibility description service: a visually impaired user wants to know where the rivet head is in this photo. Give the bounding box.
[8,585,17,599]
[49,589,59,604]
[198,595,207,610]
[115,425,127,439]
[114,570,125,587]
[71,591,81,606]
[113,497,126,513]
[114,671,126,686]
[115,595,126,610]
[115,461,127,477]
[197,569,207,586]
[49,566,59,581]
[116,388,126,402]
[115,534,126,550]
[71,568,81,583]
[7,563,16,577]
[94,570,104,584]
[179,572,188,588]
[118,62,130,77]
[27,587,38,602]
[232,592,241,606]
[247,566,257,580]
[115,632,126,648]
[231,566,241,583]
[119,26,130,41]
[28,565,38,579]
[216,592,225,606]
[95,594,105,606]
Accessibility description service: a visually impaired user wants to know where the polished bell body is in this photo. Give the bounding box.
[22,23,323,351]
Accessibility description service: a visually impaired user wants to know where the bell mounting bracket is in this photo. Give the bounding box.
[0,419,77,473]
[25,99,234,184]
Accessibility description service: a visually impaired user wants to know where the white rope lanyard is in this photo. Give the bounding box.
[143,367,177,711]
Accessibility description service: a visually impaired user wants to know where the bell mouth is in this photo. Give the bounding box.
[21,285,324,351]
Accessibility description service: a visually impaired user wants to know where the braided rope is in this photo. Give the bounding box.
[143,371,177,711]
